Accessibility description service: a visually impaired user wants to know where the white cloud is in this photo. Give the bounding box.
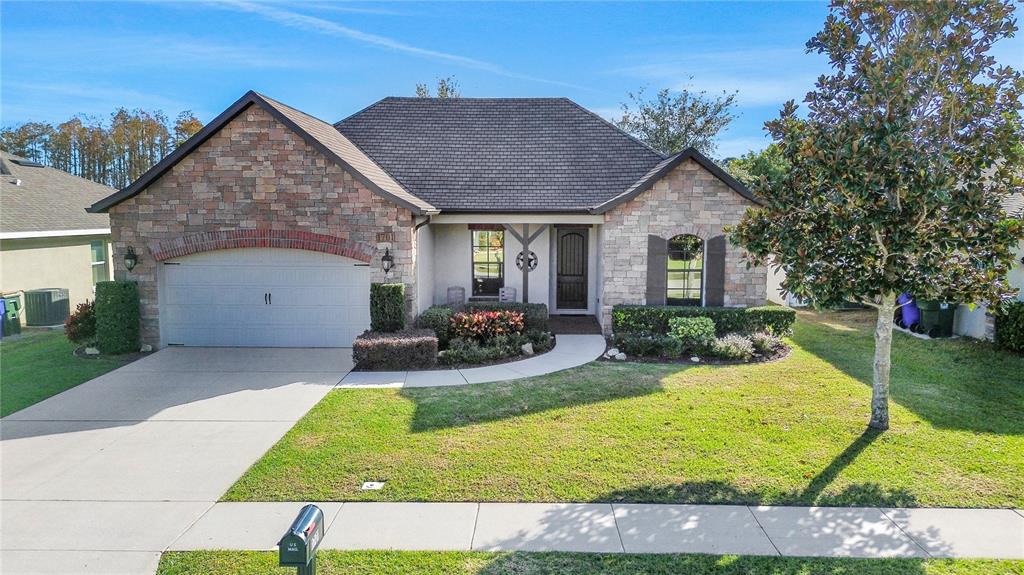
[213,1,586,90]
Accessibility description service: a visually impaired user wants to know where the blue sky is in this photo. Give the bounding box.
[2,1,1021,159]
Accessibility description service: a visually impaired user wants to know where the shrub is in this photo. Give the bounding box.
[526,329,555,353]
[711,333,755,361]
[668,316,716,352]
[353,329,437,370]
[64,300,96,344]
[440,337,510,366]
[994,300,1024,353]
[451,310,525,342]
[370,283,405,332]
[614,333,683,358]
[417,305,454,348]
[95,281,140,354]
[465,302,548,332]
[750,331,784,355]
[746,306,797,336]
[612,305,796,337]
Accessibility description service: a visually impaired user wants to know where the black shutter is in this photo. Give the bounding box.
[645,235,668,305]
[705,235,727,306]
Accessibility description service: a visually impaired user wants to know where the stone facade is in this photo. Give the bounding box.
[600,158,767,331]
[108,105,416,347]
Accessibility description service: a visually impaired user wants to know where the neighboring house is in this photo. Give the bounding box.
[954,193,1024,340]
[0,151,115,322]
[88,91,766,348]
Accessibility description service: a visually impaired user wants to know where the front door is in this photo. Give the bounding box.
[556,228,588,310]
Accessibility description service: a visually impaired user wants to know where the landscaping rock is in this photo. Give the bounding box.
[140,343,153,353]
[84,347,100,356]
[606,347,619,358]
[690,356,701,363]
[614,352,626,361]
[521,342,534,356]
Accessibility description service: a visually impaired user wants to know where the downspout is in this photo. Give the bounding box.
[414,215,431,231]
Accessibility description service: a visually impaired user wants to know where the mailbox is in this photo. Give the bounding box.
[279,504,324,574]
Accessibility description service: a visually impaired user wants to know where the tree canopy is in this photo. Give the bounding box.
[729,0,1023,430]
[1,109,203,189]
[415,76,460,98]
[725,143,790,191]
[615,86,737,157]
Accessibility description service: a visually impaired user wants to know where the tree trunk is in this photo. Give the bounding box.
[870,293,896,430]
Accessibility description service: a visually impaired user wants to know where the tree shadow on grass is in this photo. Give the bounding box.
[477,553,939,575]
[790,309,1024,435]
[400,362,667,433]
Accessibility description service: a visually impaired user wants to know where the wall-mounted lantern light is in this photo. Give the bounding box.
[124,246,138,272]
[381,248,394,275]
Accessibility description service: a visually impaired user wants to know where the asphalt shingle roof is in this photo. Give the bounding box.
[335,97,667,212]
[1,151,112,235]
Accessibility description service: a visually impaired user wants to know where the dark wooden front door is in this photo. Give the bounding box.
[556,228,588,309]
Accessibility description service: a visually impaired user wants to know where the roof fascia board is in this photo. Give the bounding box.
[1,228,111,240]
[431,213,603,225]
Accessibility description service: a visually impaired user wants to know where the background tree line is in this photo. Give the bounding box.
[0,109,203,189]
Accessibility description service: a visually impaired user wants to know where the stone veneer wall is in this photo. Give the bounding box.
[600,158,767,331]
[108,105,416,347]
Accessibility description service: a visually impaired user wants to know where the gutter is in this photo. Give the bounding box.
[0,228,111,240]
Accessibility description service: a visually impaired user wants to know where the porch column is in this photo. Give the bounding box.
[503,223,548,304]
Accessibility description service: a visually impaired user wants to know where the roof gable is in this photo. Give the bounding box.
[88,91,435,215]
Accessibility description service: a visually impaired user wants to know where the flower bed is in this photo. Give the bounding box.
[412,304,556,369]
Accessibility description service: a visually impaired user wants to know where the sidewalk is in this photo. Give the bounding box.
[169,501,1024,559]
[337,334,607,388]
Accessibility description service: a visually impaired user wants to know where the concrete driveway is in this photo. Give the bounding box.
[0,347,352,575]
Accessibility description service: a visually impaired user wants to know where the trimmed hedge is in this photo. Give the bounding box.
[994,300,1024,353]
[353,329,437,370]
[95,281,140,354]
[612,305,796,337]
[613,333,683,358]
[370,283,405,332]
[416,305,454,348]
[668,316,716,353]
[465,301,549,332]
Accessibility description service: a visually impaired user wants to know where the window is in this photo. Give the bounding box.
[90,240,109,285]
[472,230,504,296]
[667,234,703,306]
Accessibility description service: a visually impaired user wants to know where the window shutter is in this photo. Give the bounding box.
[645,235,667,305]
[705,235,727,306]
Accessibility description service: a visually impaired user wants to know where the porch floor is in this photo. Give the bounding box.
[548,315,602,335]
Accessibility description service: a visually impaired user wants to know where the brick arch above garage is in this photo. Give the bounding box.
[148,229,375,263]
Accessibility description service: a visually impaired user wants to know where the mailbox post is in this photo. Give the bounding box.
[279,504,324,575]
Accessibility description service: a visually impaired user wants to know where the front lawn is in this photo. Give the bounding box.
[0,330,131,417]
[157,551,1022,575]
[225,310,1023,508]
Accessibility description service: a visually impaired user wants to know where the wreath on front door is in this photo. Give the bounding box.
[515,250,539,271]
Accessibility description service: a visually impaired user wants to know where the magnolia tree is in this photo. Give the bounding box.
[730,0,1024,430]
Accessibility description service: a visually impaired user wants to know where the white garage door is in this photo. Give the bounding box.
[159,248,370,347]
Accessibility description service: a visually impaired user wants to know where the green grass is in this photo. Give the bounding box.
[0,330,131,417]
[156,551,1023,575]
[224,310,1023,508]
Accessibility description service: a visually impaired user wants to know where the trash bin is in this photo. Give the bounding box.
[916,300,956,338]
[2,295,22,337]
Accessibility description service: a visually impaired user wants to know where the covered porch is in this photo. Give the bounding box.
[416,214,604,316]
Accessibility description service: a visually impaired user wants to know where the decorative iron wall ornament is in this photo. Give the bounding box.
[516,250,538,271]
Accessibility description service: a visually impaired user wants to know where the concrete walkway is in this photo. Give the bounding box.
[338,334,607,388]
[0,347,353,575]
[169,501,1024,559]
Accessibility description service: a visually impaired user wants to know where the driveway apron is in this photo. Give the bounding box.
[0,347,351,575]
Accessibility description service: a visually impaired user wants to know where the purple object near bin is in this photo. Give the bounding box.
[898,292,920,329]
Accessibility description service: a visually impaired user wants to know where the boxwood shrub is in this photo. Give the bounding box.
[416,305,454,348]
[353,329,437,370]
[668,316,716,353]
[994,300,1024,353]
[95,280,140,354]
[612,305,795,337]
[465,301,549,332]
[370,283,405,332]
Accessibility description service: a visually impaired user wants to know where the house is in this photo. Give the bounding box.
[87,91,766,348]
[954,193,1024,339]
[1,151,115,323]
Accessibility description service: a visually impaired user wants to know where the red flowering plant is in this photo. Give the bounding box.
[450,310,525,343]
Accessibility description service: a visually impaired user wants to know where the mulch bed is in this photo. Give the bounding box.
[599,341,792,366]
[73,344,152,363]
[353,336,557,372]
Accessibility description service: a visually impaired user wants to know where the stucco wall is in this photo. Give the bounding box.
[599,158,767,331]
[0,235,112,322]
[955,240,1024,340]
[108,105,416,346]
